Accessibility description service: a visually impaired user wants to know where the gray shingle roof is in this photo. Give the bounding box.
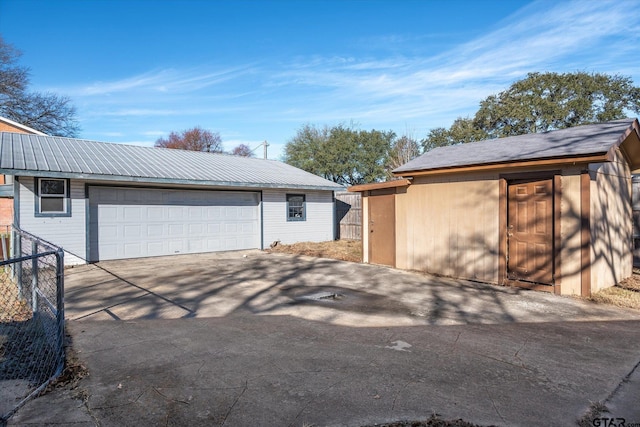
[394,119,638,174]
[0,133,344,191]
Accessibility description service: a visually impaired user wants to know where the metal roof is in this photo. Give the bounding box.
[394,118,639,174]
[0,133,344,191]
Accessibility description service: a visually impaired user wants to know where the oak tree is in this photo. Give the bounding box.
[422,72,640,151]
[284,123,394,185]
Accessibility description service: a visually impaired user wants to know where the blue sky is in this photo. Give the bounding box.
[1,0,639,160]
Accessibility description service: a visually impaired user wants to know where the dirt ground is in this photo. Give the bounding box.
[267,239,362,263]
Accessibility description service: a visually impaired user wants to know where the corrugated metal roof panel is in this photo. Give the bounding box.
[395,119,638,174]
[0,133,344,191]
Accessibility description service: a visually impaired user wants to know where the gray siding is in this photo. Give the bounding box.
[16,178,335,264]
[262,189,334,246]
[17,176,86,264]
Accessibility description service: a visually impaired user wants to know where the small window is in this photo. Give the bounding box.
[37,178,70,216]
[286,194,306,221]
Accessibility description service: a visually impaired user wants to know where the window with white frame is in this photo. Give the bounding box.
[286,194,306,221]
[37,178,69,215]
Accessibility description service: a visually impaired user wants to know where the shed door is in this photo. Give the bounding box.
[507,179,554,284]
[89,186,260,261]
[368,191,395,267]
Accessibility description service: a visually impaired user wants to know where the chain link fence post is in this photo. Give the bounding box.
[0,227,65,424]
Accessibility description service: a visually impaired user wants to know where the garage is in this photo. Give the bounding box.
[88,186,260,261]
[0,132,343,265]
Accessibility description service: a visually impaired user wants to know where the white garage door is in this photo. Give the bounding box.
[89,186,260,261]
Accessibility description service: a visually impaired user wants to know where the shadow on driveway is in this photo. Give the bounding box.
[63,250,638,326]
[9,251,640,427]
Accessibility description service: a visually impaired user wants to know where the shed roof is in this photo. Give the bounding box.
[0,132,343,191]
[394,118,640,175]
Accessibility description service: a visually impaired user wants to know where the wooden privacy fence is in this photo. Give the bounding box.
[335,192,361,240]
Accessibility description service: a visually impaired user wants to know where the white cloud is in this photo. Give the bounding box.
[63,65,257,97]
[260,0,640,127]
[73,0,640,158]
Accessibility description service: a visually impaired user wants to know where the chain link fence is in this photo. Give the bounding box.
[0,226,65,424]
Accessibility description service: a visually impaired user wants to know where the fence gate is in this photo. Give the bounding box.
[335,192,362,240]
[0,227,65,425]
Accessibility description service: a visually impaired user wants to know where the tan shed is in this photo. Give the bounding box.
[350,119,640,297]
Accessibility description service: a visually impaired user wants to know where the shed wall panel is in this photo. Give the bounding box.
[362,195,369,263]
[559,172,583,295]
[589,149,633,291]
[262,189,334,245]
[17,177,86,264]
[395,173,500,283]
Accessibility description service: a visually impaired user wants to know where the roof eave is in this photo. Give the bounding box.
[617,119,640,171]
[3,170,344,192]
[348,179,411,192]
[392,153,611,178]
[0,119,47,136]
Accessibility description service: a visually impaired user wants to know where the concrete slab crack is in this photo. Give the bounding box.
[601,356,640,407]
[220,380,248,426]
[289,379,344,426]
[79,389,101,427]
[392,379,414,410]
[484,386,506,425]
[449,331,462,352]
[152,387,190,405]
[513,337,529,366]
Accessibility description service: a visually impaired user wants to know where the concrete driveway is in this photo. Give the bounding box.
[9,250,640,426]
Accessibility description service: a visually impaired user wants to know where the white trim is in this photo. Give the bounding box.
[0,116,47,135]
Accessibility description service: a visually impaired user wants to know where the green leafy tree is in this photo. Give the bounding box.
[0,36,80,137]
[421,118,488,152]
[284,123,393,185]
[283,123,331,177]
[475,72,640,137]
[155,126,223,152]
[422,72,640,151]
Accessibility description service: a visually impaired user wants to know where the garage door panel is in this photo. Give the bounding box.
[148,224,165,237]
[148,207,163,221]
[124,242,142,257]
[207,207,222,219]
[89,187,260,261]
[124,225,141,238]
[124,207,142,221]
[145,241,165,256]
[168,240,183,253]
[188,224,204,235]
[168,224,183,236]
[168,207,183,219]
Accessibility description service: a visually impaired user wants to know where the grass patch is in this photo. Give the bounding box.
[590,271,640,310]
[267,239,362,263]
[590,286,640,310]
